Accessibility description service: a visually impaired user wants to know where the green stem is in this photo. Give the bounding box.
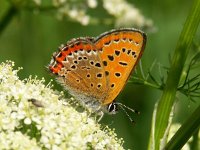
[150,0,200,149]
[0,5,17,35]
[164,105,200,150]
[130,79,162,89]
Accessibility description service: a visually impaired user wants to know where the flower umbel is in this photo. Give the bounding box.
[0,61,124,149]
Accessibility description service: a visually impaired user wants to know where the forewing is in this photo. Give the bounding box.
[94,28,146,105]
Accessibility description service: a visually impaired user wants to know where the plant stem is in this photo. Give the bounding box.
[164,105,200,150]
[150,0,200,149]
[0,5,17,35]
[130,79,162,89]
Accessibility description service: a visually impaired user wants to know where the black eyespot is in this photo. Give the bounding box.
[129,39,133,42]
[104,41,111,45]
[122,48,126,52]
[68,53,72,56]
[76,79,80,83]
[87,50,91,53]
[114,39,119,42]
[127,49,131,55]
[74,60,78,64]
[108,55,114,61]
[115,50,120,56]
[95,63,101,67]
[91,83,94,87]
[96,73,103,78]
[90,61,94,65]
[105,71,109,76]
[123,38,126,41]
[78,57,82,60]
[134,55,137,58]
[87,74,91,78]
[115,72,121,77]
[71,65,76,69]
[111,83,115,88]
[119,61,128,66]
[83,56,87,60]
[132,51,136,56]
[103,61,107,66]
[97,84,102,88]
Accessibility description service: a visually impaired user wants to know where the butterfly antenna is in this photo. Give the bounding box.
[116,102,140,115]
[117,103,135,123]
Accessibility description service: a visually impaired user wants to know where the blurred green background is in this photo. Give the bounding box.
[0,0,199,149]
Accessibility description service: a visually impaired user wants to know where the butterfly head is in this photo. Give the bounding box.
[107,102,118,115]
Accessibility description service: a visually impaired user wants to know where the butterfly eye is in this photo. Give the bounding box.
[107,103,118,114]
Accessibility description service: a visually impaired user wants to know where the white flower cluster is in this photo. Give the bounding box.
[31,0,97,25]
[52,0,97,25]
[0,61,124,150]
[102,0,153,28]
[30,0,153,28]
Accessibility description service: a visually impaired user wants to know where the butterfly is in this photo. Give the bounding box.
[49,28,146,121]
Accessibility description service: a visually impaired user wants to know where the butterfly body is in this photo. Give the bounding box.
[49,28,146,115]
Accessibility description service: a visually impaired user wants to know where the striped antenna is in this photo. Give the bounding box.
[116,102,140,123]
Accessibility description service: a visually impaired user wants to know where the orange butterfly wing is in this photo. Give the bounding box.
[94,28,146,105]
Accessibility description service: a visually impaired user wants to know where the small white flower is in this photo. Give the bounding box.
[24,117,32,125]
[11,111,17,119]
[87,0,97,8]
[80,15,90,25]
[68,9,79,18]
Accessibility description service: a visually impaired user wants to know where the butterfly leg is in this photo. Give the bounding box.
[97,111,104,122]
